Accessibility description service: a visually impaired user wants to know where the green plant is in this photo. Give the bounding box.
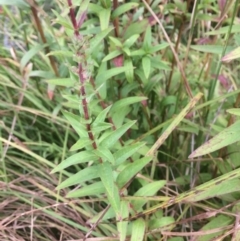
[2,0,240,241]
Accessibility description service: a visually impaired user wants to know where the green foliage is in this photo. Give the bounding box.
[1,0,240,240]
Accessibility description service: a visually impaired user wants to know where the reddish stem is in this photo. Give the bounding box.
[67,0,100,161]
[67,0,80,37]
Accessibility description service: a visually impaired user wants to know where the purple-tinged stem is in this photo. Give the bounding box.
[67,0,100,161]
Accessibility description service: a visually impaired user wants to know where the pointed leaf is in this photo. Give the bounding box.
[123,34,139,48]
[124,58,134,83]
[67,182,105,198]
[189,120,240,158]
[132,181,166,210]
[51,151,98,173]
[149,217,175,230]
[117,157,152,188]
[70,138,92,151]
[100,121,136,148]
[124,19,149,39]
[227,108,240,116]
[117,201,129,241]
[185,178,240,202]
[142,56,151,79]
[45,78,76,87]
[99,162,120,215]
[222,46,240,63]
[102,50,122,62]
[148,42,169,53]
[89,27,113,53]
[56,165,100,190]
[148,93,203,156]
[109,36,123,47]
[93,105,112,124]
[114,142,145,166]
[205,25,240,35]
[195,215,232,241]
[131,218,145,241]
[110,96,148,113]
[92,122,112,134]
[93,147,115,164]
[0,0,29,8]
[47,50,73,58]
[20,44,45,70]
[99,8,111,30]
[96,66,130,82]
[52,9,73,29]
[112,2,139,19]
[190,45,233,54]
[143,26,152,49]
[63,111,88,137]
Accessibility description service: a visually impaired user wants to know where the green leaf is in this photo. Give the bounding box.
[131,49,146,56]
[148,93,203,156]
[96,66,130,82]
[56,165,100,189]
[29,71,55,78]
[205,25,240,35]
[114,142,145,166]
[92,122,112,134]
[62,111,88,137]
[93,147,115,164]
[132,181,166,210]
[102,50,122,62]
[110,96,148,113]
[143,26,152,49]
[189,120,240,158]
[149,217,175,230]
[190,45,233,54]
[47,50,73,58]
[112,2,139,19]
[0,0,29,8]
[117,201,129,241]
[99,8,111,30]
[100,0,111,8]
[88,3,103,14]
[131,218,145,241]
[123,34,139,48]
[227,108,240,116]
[51,151,98,173]
[222,46,240,63]
[151,57,171,71]
[99,162,120,215]
[52,9,73,29]
[117,156,152,188]
[109,36,123,47]
[142,56,151,79]
[184,178,240,202]
[89,27,113,53]
[122,47,131,56]
[124,19,149,39]
[45,78,76,87]
[195,215,232,241]
[76,0,89,11]
[20,44,45,70]
[148,42,169,53]
[112,107,132,128]
[70,138,92,151]
[93,105,112,124]
[66,182,105,198]
[100,121,136,149]
[124,58,134,83]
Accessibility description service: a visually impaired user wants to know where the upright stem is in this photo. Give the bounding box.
[67,0,101,162]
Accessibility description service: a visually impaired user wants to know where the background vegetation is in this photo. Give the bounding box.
[1,0,240,240]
